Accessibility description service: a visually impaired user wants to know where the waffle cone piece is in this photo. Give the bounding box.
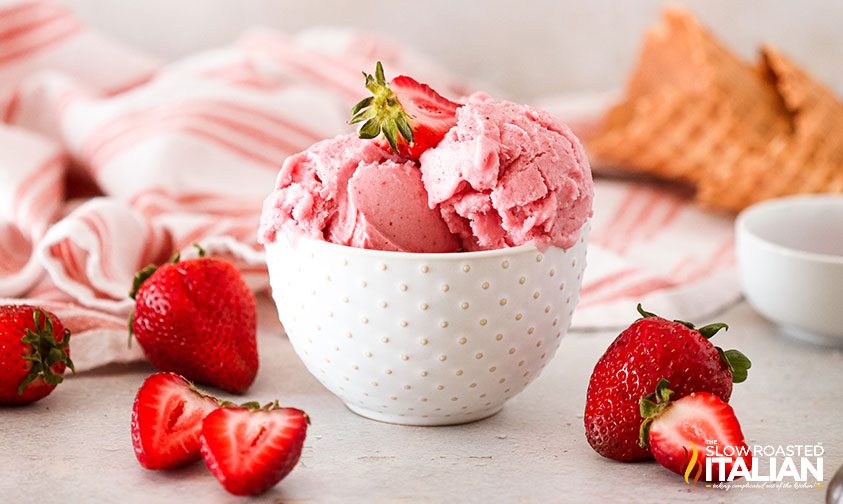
[589,7,843,211]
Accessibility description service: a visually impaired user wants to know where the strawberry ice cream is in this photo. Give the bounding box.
[338,160,460,252]
[260,64,592,254]
[258,134,459,253]
[419,93,593,251]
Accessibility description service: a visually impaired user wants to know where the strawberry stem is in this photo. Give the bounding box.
[698,323,728,339]
[638,378,673,449]
[349,61,414,153]
[637,305,729,338]
[18,309,74,395]
[220,400,285,411]
[636,304,658,319]
[129,264,158,300]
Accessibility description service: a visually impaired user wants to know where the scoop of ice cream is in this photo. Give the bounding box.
[258,134,459,253]
[336,161,460,252]
[419,93,593,250]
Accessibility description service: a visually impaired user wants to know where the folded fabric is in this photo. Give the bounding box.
[0,1,741,371]
[573,179,737,328]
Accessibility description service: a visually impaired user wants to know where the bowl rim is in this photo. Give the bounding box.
[264,222,590,261]
[736,194,843,266]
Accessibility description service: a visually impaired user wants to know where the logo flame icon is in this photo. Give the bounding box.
[682,442,703,486]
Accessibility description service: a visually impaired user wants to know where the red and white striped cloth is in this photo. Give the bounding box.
[0,1,739,370]
[572,179,737,327]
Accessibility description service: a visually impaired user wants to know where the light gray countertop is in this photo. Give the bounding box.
[2,296,840,503]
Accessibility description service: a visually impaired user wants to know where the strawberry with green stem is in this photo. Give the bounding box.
[350,61,460,160]
[584,304,751,462]
[129,245,258,394]
[0,305,74,405]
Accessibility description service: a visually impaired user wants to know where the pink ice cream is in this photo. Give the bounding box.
[419,93,593,251]
[260,94,592,254]
[258,134,459,253]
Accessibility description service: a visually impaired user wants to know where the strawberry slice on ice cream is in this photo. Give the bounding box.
[350,61,459,160]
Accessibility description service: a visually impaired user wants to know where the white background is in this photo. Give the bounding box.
[60,0,843,99]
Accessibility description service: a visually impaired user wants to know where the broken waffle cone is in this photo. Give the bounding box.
[590,83,774,186]
[590,6,790,183]
[627,7,789,140]
[588,7,843,211]
[762,46,843,166]
[696,47,843,211]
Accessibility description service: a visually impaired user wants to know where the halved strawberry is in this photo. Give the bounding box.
[640,379,752,483]
[131,372,220,470]
[350,61,459,160]
[584,304,751,462]
[199,403,309,496]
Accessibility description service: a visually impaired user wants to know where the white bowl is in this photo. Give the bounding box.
[736,195,843,345]
[265,225,589,426]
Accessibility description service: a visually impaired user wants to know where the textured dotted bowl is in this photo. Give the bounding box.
[265,224,589,426]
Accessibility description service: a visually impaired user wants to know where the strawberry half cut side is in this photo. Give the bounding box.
[199,403,309,496]
[131,372,221,470]
[640,379,753,483]
[349,61,459,160]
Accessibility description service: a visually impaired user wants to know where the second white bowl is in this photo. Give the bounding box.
[266,226,589,425]
[736,195,843,345]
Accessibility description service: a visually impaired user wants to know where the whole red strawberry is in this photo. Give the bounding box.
[584,305,750,462]
[0,305,74,405]
[350,61,459,160]
[640,379,752,482]
[200,403,309,496]
[130,247,258,394]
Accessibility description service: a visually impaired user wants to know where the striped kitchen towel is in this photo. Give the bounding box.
[572,178,738,328]
[538,93,740,328]
[0,1,739,370]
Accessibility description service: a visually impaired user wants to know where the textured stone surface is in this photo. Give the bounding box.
[1,297,840,503]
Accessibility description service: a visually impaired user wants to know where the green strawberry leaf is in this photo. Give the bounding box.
[349,61,415,153]
[129,264,158,300]
[698,323,729,339]
[638,378,674,449]
[723,349,752,383]
[636,304,658,319]
[673,319,696,329]
[350,96,373,117]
